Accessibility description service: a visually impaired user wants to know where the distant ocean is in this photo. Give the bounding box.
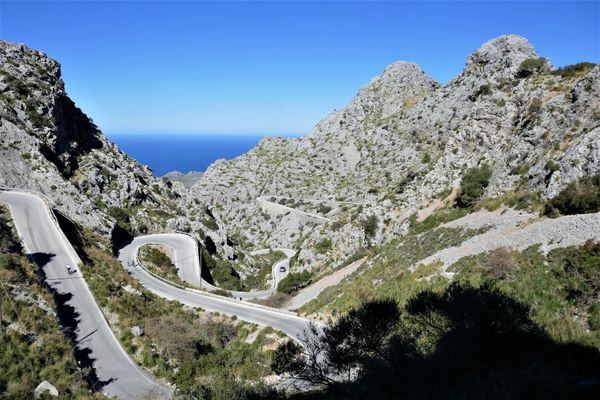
[106,133,303,176]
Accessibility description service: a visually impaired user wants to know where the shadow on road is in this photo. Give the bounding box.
[28,251,115,392]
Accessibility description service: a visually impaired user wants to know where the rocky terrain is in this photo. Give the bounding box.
[169,35,598,278]
[0,35,598,291]
[163,170,203,188]
[0,41,220,252]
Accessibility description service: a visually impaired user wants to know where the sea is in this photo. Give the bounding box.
[106,133,303,176]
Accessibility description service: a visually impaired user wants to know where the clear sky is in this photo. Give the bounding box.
[0,1,598,135]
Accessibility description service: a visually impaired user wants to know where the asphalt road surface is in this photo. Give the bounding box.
[120,236,312,337]
[128,234,294,299]
[1,190,314,399]
[0,190,172,399]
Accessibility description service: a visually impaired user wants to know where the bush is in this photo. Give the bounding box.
[484,247,518,279]
[545,172,600,216]
[545,160,560,172]
[469,83,493,101]
[588,303,600,331]
[201,249,243,291]
[455,164,492,208]
[550,62,596,79]
[277,270,312,294]
[315,238,332,254]
[108,206,130,227]
[555,240,600,304]
[362,215,378,239]
[317,204,332,215]
[517,57,548,78]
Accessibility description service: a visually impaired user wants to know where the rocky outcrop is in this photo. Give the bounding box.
[34,381,58,398]
[180,35,599,274]
[0,41,210,240]
[163,170,204,188]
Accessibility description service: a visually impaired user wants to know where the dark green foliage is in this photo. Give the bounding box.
[317,203,332,215]
[277,270,312,294]
[139,246,180,284]
[455,164,492,208]
[362,215,378,239]
[1,70,29,98]
[551,240,600,304]
[315,238,332,254]
[550,62,596,79]
[545,172,600,216]
[324,299,400,372]
[201,249,242,291]
[469,83,493,100]
[545,159,560,172]
[589,303,600,331]
[517,57,548,78]
[275,283,600,400]
[395,170,417,194]
[201,210,219,231]
[108,206,130,229]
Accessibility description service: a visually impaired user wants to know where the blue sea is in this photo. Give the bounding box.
[106,133,303,176]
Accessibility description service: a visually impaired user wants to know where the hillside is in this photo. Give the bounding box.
[178,35,598,279]
[0,35,599,399]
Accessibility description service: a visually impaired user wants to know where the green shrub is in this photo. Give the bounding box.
[315,238,332,254]
[277,270,312,294]
[588,303,600,331]
[317,203,332,215]
[553,240,600,304]
[550,62,596,79]
[108,206,131,229]
[470,84,493,101]
[362,215,378,239]
[421,151,431,163]
[202,249,243,291]
[409,207,469,235]
[545,160,560,172]
[455,164,492,208]
[517,57,548,78]
[545,172,600,216]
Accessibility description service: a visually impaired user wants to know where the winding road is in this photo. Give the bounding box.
[1,190,313,399]
[128,234,294,299]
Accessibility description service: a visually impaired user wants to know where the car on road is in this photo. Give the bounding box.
[66,264,75,274]
[279,265,286,272]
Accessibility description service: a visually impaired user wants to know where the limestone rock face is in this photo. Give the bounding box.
[465,35,541,78]
[182,35,599,273]
[0,41,201,238]
[34,381,58,398]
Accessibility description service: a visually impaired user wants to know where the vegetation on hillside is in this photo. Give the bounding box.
[455,164,492,208]
[244,250,287,290]
[0,206,98,399]
[77,229,281,397]
[273,283,600,399]
[300,226,486,316]
[201,249,244,291]
[278,270,313,295]
[544,172,600,216]
[139,245,182,285]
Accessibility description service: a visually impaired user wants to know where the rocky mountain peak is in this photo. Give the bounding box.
[309,60,438,139]
[464,34,541,78]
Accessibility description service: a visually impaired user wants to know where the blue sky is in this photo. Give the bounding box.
[1,1,598,135]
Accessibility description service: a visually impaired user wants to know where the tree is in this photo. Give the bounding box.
[455,164,492,208]
[271,299,401,386]
[362,215,378,240]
